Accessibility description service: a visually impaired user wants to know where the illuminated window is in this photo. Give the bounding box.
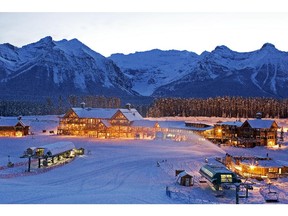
[220,174,232,183]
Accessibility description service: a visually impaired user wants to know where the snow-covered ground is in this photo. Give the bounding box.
[0,115,288,214]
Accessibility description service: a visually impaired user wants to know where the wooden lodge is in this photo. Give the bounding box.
[58,106,279,148]
[0,117,30,137]
[208,113,279,147]
[57,103,143,139]
[238,119,278,147]
[224,154,288,179]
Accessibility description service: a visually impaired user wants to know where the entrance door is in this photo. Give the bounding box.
[185,178,190,186]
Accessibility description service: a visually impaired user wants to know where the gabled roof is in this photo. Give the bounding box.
[0,118,27,127]
[119,109,143,121]
[100,119,111,128]
[71,108,118,119]
[177,170,193,178]
[244,119,278,129]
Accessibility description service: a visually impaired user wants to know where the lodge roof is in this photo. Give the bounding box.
[118,109,143,121]
[72,108,117,119]
[131,119,214,131]
[0,118,27,127]
[245,119,277,129]
[131,120,157,127]
[100,119,111,128]
[71,108,143,121]
[217,121,243,127]
[240,158,284,168]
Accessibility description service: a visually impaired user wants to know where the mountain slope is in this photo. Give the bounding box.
[0,36,136,101]
[109,49,199,96]
[110,43,288,98]
[1,37,288,101]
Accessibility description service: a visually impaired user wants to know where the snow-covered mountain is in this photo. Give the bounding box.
[110,43,288,98]
[1,37,288,101]
[0,36,136,101]
[110,49,199,96]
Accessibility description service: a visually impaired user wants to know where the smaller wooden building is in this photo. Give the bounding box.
[176,170,194,187]
[0,117,30,137]
[224,154,288,179]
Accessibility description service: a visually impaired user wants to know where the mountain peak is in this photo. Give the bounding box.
[39,36,53,43]
[215,45,231,51]
[260,43,277,51]
[212,45,233,53]
[211,45,233,57]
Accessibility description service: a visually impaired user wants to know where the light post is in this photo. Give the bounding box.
[20,148,35,172]
[235,183,240,204]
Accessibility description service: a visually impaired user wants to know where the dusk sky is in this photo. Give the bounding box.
[1,1,287,57]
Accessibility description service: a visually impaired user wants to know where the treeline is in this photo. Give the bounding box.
[0,95,122,116]
[147,96,288,118]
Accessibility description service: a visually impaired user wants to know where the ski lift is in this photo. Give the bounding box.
[260,183,279,202]
[264,191,279,202]
[238,185,247,198]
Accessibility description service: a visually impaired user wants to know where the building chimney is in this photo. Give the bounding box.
[80,102,86,109]
[125,103,131,110]
[256,112,262,119]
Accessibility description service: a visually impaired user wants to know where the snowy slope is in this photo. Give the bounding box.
[0,115,288,205]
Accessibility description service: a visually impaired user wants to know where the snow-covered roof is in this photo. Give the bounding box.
[157,120,186,129]
[131,120,157,127]
[177,170,193,178]
[119,108,143,121]
[37,141,75,156]
[131,120,214,131]
[71,108,143,122]
[100,119,111,128]
[241,159,284,168]
[218,121,243,127]
[0,118,27,127]
[245,119,277,129]
[72,108,118,119]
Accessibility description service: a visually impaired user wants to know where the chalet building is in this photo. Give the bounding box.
[208,113,278,147]
[212,121,243,145]
[57,104,143,138]
[238,119,278,147]
[224,154,288,179]
[185,122,214,138]
[58,106,279,148]
[0,117,30,137]
[176,170,194,186]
